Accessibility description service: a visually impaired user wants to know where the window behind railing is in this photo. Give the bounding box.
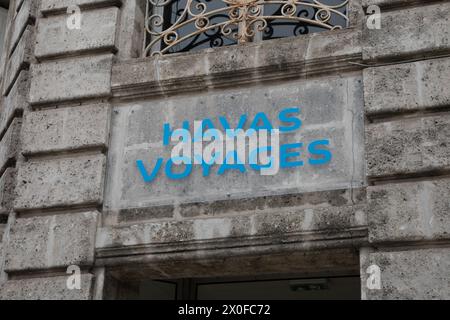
[144,0,349,56]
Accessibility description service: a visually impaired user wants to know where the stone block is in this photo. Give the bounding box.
[0,118,21,175]
[2,27,33,96]
[0,274,93,300]
[4,211,98,271]
[363,3,450,62]
[35,7,119,59]
[364,57,450,116]
[0,71,28,138]
[304,27,362,61]
[40,0,122,14]
[14,154,105,210]
[8,0,36,56]
[22,103,110,155]
[368,179,450,242]
[361,248,450,300]
[366,115,450,178]
[29,54,113,105]
[0,168,17,214]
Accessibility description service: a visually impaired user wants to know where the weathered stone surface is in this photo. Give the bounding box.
[22,103,110,155]
[0,222,4,241]
[107,188,366,224]
[178,188,366,218]
[2,27,33,96]
[0,168,17,215]
[115,205,174,224]
[8,0,36,56]
[15,0,26,12]
[29,54,113,105]
[368,179,450,243]
[364,57,450,116]
[115,0,146,59]
[0,71,28,139]
[35,7,119,59]
[0,28,7,75]
[40,0,122,14]
[305,27,361,61]
[14,154,105,210]
[112,27,361,94]
[2,0,448,302]
[363,3,450,61]
[105,247,360,286]
[362,0,426,9]
[106,75,365,213]
[366,115,450,178]
[0,224,4,273]
[0,274,93,300]
[98,202,366,248]
[0,118,21,175]
[361,248,450,300]
[5,211,98,271]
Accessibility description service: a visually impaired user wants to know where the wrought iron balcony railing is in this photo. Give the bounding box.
[144,0,349,56]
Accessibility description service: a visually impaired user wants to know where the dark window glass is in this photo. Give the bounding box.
[114,275,360,300]
[262,0,348,40]
[197,276,360,300]
[162,0,237,54]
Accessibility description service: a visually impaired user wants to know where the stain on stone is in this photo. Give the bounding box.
[118,205,174,223]
[179,188,361,218]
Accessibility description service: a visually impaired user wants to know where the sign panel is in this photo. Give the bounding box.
[105,75,365,212]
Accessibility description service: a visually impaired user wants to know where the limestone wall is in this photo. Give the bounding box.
[0,0,448,299]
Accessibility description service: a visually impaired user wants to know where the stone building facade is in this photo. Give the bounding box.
[0,0,448,300]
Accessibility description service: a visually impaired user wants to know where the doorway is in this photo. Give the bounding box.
[109,274,361,300]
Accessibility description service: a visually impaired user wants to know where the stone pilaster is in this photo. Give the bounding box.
[0,0,120,300]
[0,0,36,290]
[361,0,450,300]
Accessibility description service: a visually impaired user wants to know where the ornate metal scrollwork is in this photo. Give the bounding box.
[144,0,349,56]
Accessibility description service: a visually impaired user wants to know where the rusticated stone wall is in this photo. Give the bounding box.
[360,0,450,300]
[0,0,448,300]
[0,0,118,300]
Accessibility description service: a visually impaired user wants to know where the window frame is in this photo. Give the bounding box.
[143,0,350,57]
